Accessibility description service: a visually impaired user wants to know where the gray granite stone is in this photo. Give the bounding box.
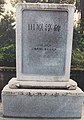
[0,102,84,120]
[16,3,75,81]
[2,85,84,118]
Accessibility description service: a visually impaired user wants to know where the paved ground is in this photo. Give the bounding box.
[0,102,84,120]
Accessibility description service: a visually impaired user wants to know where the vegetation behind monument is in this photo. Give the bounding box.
[0,12,16,66]
[0,0,84,68]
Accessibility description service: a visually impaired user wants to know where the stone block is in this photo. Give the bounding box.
[2,85,84,118]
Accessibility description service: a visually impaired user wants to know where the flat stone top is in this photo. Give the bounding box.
[16,3,75,10]
[2,85,84,97]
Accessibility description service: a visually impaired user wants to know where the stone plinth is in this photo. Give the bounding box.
[2,84,84,118]
[1,103,84,120]
[8,78,77,90]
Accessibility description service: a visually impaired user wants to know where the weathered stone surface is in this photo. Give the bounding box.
[9,78,77,90]
[16,3,74,81]
[2,85,84,118]
[2,3,84,119]
[0,102,84,120]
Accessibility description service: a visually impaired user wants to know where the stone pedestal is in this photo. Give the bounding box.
[2,3,84,119]
[2,79,84,118]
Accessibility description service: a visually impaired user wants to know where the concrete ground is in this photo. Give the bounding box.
[0,101,84,120]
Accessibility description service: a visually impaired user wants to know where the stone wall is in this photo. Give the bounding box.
[70,68,84,91]
[0,67,16,99]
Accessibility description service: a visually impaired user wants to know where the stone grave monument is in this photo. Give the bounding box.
[2,3,84,118]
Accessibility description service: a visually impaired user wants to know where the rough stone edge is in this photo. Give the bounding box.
[16,3,75,10]
[2,84,84,97]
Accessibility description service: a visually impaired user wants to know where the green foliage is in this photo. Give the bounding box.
[0,13,15,46]
[72,48,84,68]
[0,13,16,66]
[73,22,84,52]
[72,22,84,68]
[0,44,16,66]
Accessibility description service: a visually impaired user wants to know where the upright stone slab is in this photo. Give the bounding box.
[16,3,74,82]
[2,3,84,118]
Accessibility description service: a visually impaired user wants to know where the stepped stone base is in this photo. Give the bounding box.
[2,81,84,118]
[9,78,77,90]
